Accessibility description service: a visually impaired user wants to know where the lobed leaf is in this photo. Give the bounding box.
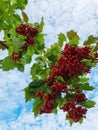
[1,57,16,71]
[58,33,66,47]
[84,35,98,45]
[33,97,43,117]
[38,17,44,33]
[81,100,96,108]
[80,83,94,91]
[67,30,79,40]
[22,11,29,23]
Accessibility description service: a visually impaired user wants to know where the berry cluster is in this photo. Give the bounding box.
[42,44,91,122]
[50,82,67,94]
[11,52,20,62]
[45,44,92,82]
[34,82,68,114]
[11,24,38,62]
[34,91,44,98]
[20,36,35,51]
[61,101,75,112]
[61,93,87,122]
[66,106,87,122]
[61,44,91,60]
[16,24,38,37]
[74,93,87,103]
[39,93,54,114]
[16,24,38,51]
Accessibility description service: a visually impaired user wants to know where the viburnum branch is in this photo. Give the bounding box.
[0,0,98,126]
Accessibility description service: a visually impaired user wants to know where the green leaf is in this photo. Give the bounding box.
[30,63,43,80]
[93,44,98,51]
[58,33,66,47]
[16,63,24,72]
[56,76,66,83]
[81,100,96,108]
[35,33,45,53]
[69,36,80,46]
[45,43,60,66]
[62,98,67,106]
[29,80,44,88]
[36,34,44,45]
[16,0,28,10]
[11,35,25,48]
[1,56,16,71]
[23,86,34,102]
[84,35,98,45]
[79,118,83,124]
[24,55,32,64]
[67,30,79,40]
[22,11,29,23]
[82,59,97,67]
[52,108,58,114]
[28,80,51,94]
[38,17,44,32]
[69,119,74,126]
[33,97,43,117]
[80,83,94,91]
[69,76,80,86]
[80,77,89,83]
[54,95,66,107]
[66,118,74,126]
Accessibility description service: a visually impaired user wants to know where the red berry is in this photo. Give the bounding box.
[39,93,55,114]
[34,91,44,98]
[11,52,20,62]
[25,36,35,46]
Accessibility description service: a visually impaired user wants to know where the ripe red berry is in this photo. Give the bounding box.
[39,93,55,114]
[25,36,35,46]
[11,52,20,62]
[44,75,55,83]
[34,91,44,98]
[44,44,92,83]
[20,36,35,51]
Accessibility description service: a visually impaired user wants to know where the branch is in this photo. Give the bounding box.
[0,41,9,49]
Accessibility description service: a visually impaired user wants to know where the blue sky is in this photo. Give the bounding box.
[0,0,98,129]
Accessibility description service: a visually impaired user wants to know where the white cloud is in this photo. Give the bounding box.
[0,0,98,129]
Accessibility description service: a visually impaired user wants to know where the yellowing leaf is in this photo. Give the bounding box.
[84,35,98,45]
[22,11,29,23]
[67,30,79,40]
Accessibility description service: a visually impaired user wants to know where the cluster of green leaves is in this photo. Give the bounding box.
[0,0,98,126]
[24,30,97,126]
[67,30,80,46]
[0,0,27,31]
[24,80,51,117]
[0,16,45,71]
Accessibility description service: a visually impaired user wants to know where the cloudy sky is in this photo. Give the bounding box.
[0,0,98,130]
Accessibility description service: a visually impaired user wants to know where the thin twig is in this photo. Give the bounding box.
[0,41,9,49]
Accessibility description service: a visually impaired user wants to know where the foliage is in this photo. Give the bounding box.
[0,0,98,126]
